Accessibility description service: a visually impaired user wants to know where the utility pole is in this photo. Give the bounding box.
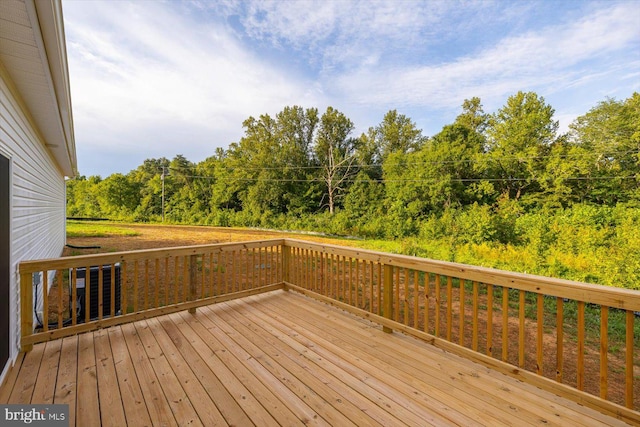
[161,166,166,222]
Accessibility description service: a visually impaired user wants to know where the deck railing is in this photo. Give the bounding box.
[19,238,639,418]
[281,239,640,415]
[19,239,284,349]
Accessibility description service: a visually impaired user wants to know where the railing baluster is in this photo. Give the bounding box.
[556,297,563,383]
[97,266,104,320]
[42,270,49,332]
[377,262,382,316]
[519,290,525,368]
[537,293,543,375]
[626,310,634,408]
[383,264,393,333]
[403,268,409,326]
[486,284,493,356]
[600,306,608,399]
[121,261,127,315]
[57,268,63,327]
[143,259,149,310]
[232,250,237,292]
[165,257,170,306]
[173,256,180,303]
[369,261,375,313]
[133,261,138,312]
[112,263,117,316]
[395,267,401,323]
[188,254,197,314]
[577,301,585,390]
[502,287,509,362]
[183,255,189,302]
[200,254,205,299]
[154,259,160,309]
[472,281,478,352]
[85,265,91,323]
[71,267,77,326]
[446,276,452,341]
[413,270,419,329]
[424,273,430,334]
[435,274,441,337]
[459,279,465,346]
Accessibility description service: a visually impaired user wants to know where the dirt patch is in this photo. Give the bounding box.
[63,224,357,255]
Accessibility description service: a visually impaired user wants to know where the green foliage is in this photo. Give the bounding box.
[67,93,640,290]
[66,221,140,238]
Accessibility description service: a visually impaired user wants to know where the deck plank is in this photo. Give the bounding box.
[194,306,332,426]
[108,327,153,427]
[76,332,100,427]
[168,311,278,427]
[174,309,304,426]
[2,289,634,427]
[8,342,44,404]
[31,339,62,404]
[213,301,385,427]
[93,328,127,426]
[280,291,627,427]
[0,352,25,403]
[54,336,78,427]
[224,297,452,427]
[133,320,203,427]
[241,294,485,426]
[262,292,556,426]
[145,317,228,426]
[156,314,256,426]
[120,322,177,427]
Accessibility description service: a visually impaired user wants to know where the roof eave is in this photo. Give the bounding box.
[28,0,77,177]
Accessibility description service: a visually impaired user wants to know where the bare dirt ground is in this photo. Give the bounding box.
[63,223,357,256]
[60,223,638,411]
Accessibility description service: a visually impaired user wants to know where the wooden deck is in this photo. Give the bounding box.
[0,290,632,426]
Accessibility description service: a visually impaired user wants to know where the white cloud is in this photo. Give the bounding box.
[332,2,639,112]
[64,0,325,174]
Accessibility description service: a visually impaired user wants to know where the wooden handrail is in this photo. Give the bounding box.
[19,239,284,350]
[283,238,640,311]
[19,239,285,274]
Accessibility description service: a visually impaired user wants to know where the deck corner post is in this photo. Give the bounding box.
[283,244,291,288]
[188,254,197,314]
[382,264,393,333]
[20,269,34,352]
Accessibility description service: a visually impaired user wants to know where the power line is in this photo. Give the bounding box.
[161,149,639,173]
[167,174,639,183]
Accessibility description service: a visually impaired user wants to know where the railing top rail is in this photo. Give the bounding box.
[283,238,640,311]
[19,238,285,274]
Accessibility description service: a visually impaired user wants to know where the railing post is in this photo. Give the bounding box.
[283,244,291,290]
[189,254,197,314]
[20,270,33,352]
[383,264,393,333]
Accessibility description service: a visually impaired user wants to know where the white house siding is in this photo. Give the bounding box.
[0,66,66,379]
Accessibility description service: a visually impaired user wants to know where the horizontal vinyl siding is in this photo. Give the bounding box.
[0,68,66,374]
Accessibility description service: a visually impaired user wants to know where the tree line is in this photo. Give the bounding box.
[67,91,640,288]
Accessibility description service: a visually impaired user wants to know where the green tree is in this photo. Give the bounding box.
[96,173,140,219]
[314,107,357,214]
[66,175,103,218]
[485,91,559,201]
[568,92,640,204]
[375,110,425,161]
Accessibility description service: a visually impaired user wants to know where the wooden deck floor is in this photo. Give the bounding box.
[0,290,632,426]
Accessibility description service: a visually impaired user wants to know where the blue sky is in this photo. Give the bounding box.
[62,0,640,178]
